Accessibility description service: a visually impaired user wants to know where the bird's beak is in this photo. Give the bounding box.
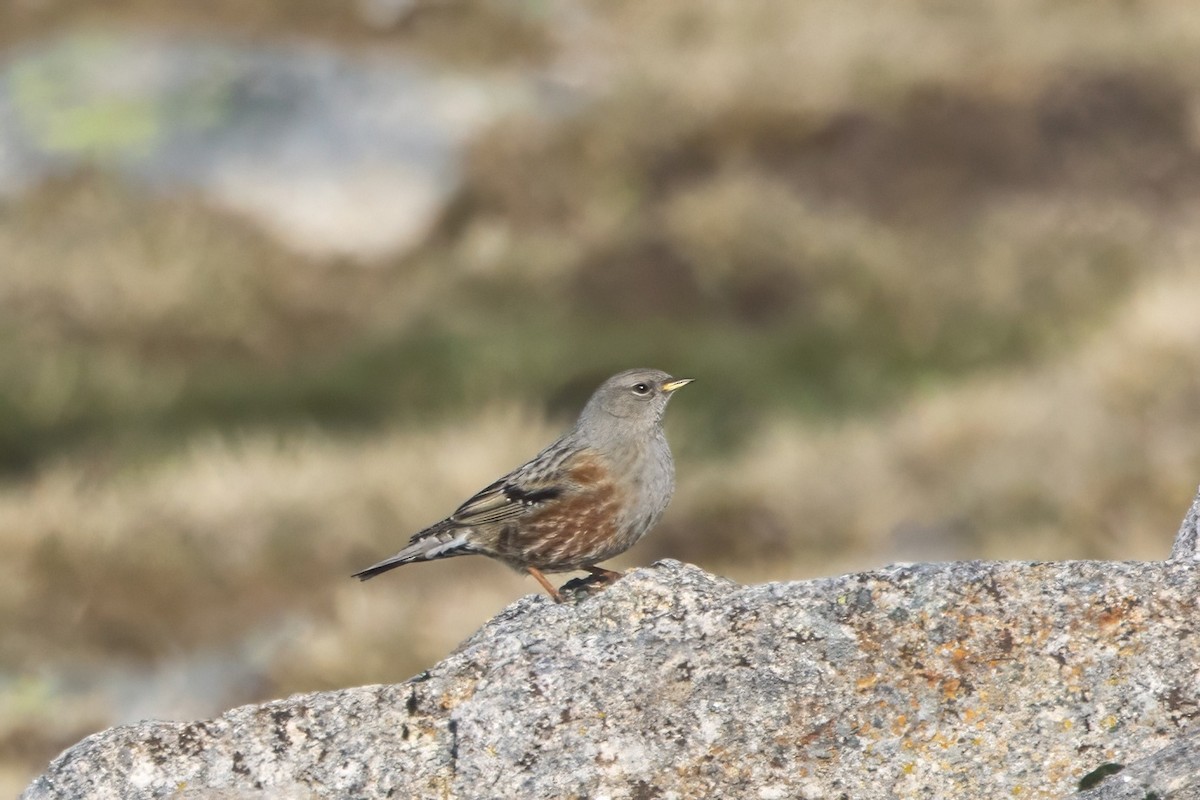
[661,378,694,393]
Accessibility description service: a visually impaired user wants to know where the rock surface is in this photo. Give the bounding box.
[1171,485,1200,560]
[1075,725,1200,799]
[22,558,1200,800]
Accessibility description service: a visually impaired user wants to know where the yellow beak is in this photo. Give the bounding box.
[661,378,694,393]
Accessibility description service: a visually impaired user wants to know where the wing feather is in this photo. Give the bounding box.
[445,447,591,528]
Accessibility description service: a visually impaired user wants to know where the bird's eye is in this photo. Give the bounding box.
[632,382,651,395]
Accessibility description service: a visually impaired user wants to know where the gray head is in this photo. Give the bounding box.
[575,368,692,438]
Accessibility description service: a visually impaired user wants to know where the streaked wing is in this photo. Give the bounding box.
[446,445,587,528]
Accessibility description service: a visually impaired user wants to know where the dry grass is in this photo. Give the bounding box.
[0,407,559,667]
[0,174,466,471]
[0,1,552,66]
[670,262,1200,577]
[582,0,1200,107]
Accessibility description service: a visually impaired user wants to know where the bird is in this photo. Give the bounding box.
[352,368,692,602]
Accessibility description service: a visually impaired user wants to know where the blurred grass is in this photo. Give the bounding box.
[0,1,553,66]
[6,0,1200,793]
[0,171,1155,473]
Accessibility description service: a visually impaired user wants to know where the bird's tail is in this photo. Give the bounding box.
[352,524,474,581]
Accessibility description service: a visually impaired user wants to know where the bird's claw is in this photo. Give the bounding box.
[560,569,622,598]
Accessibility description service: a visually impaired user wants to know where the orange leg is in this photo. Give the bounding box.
[527,566,564,603]
[584,565,623,584]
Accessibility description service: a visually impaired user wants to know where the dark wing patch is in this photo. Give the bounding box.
[504,485,563,505]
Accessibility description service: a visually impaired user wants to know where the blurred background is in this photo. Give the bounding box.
[4,0,1200,791]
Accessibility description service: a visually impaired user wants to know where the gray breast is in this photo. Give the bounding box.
[621,430,676,541]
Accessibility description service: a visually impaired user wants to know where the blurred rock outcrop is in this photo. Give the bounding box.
[0,33,536,258]
[22,554,1200,799]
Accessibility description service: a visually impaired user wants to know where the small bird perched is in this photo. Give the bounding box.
[353,368,692,602]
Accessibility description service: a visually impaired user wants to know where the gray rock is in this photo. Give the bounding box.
[22,558,1200,800]
[1075,725,1200,799]
[1171,485,1200,560]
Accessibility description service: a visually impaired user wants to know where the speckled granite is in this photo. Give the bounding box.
[22,558,1200,799]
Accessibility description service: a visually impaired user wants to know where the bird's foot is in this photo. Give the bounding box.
[560,565,624,597]
[530,565,625,603]
[584,565,623,584]
[558,574,606,596]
